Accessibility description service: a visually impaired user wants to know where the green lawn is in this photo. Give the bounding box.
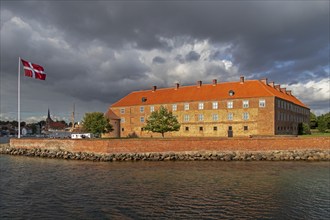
[299,131,330,138]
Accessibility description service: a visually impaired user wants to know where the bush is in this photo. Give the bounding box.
[298,123,311,135]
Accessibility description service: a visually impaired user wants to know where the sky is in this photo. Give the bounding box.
[0,0,329,123]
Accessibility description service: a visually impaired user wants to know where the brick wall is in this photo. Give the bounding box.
[10,137,330,154]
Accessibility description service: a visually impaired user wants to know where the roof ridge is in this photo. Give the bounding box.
[132,80,255,92]
[257,80,277,96]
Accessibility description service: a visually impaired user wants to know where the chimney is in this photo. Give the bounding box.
[275,85,281,91]
[286,90,292,96]
[280,88,286,93]
[197,80,202,88]
[240,76,245,83]
[175,83,180,90]
[212,79,217,86]
[152,86,157,92]
[269,81,275,87]
[261,78,268,85]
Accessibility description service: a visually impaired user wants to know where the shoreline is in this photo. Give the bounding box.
[1,146,329,162]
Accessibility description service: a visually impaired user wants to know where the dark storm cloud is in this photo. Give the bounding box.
[152,56,166,64]
[1,0,329,120]
[185,51,201,62]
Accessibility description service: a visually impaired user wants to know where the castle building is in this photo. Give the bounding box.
[106,77,310,138]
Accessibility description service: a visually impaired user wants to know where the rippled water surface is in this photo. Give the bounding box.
[1,155,329,219]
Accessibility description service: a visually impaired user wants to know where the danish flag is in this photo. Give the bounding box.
[21,59,46,80]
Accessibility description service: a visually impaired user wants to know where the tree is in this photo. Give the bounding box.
[82,112,113,136]
[310,112,317,129]
[317,115,327,133]
[143,106,180,138]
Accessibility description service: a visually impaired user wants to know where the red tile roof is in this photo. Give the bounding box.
[111,79,308,108]
[105,109,121,120]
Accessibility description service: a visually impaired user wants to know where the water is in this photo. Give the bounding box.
[1,155,329,219]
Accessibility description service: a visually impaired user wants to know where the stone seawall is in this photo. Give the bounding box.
[1,137,329,162]
[1,146,329,161]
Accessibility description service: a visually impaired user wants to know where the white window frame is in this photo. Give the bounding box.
[259,99,266,108]
[198,102,204,110]
[121,117,125,123]
[184,103,189,110]
[172,104,177,111]
[243,112,249,120]
[212,114,218,121]
[140,106,144,113]
[227,101,233,109]
[228,113,233,120]
[140,116,145,123]
[120,108,125,114]
[150,106,155,112]
[212,102,218,109]
[184,114,190,122]
[198,114,204,121]
[243,100,249,108]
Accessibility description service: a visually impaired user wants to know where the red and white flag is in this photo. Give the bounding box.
[21,59,46,80]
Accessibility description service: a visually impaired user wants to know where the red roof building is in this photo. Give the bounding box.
[107,77,310,137]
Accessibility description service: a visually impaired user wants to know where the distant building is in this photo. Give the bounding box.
[45,109,66,131]
[106,77,310,138]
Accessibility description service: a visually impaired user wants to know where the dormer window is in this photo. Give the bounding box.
[141,97,147,102]
[229,90,235,96]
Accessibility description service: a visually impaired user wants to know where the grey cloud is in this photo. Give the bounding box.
[152,56,166,64]
[175,55,185,64]
[185,51,200,62]
[1,1,329,120]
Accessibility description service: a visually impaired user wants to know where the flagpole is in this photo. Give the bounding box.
[18,57,21,139]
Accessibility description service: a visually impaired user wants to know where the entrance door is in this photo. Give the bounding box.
[228,126,233,137]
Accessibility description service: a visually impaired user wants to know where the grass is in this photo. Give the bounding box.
[299,130,330,138]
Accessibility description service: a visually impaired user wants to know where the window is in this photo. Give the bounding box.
[120,108,125,114]
[228,113,233,120]
[212,114,218,121]
[212,102,218,109]
[227,101,233,109]
[213,126,218,131]
[244,126,248,131]
[141,127,144,131]
[150,106,155,112]
[259,99,266,108]
[185,126,189,131]
[243,112,249,120]
[243,100,249,108]
[198,114,204,121]
[184,103,189,110]
[121,128,125,132]
[172,104,177,111]
[199,126,203,131]
[198,102,204,110]
[140,106,144,113]
[184,115,190,122]
[140,117,145,123]
[121,117,125,123]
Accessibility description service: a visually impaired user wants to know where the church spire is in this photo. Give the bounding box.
[48,108,51,119]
